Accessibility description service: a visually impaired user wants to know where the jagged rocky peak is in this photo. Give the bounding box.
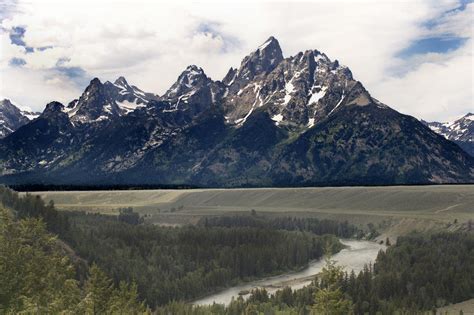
[222,67,237,85]
[222,38,372,128]
[0,99,26,120]
[43,101,65,113]
[252,36,284,72]
[163,65,225,115]
[165,65,209,97]
[454,112,474,129]
[164,65,209,100]
[86,77,103,93]
[185,64,205,74]
[181,64,206,78]
[109,76,153,111]
[114,76,130,88]
[225,36,284,91]
[0,99,33,138]
[111,76,135,94]
[0,99,40,120]
[41,101,71,122]
[64,77,122,124]
[0,99,16,110]
[425,112,474,141]
[64,76,155,124]
[110,76,145,97]
[80,77,106,103]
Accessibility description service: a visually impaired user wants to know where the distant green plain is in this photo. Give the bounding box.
[32,185,473,237]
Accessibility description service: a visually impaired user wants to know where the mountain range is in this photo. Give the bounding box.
[1,37,473,186]
[423,114,473,157]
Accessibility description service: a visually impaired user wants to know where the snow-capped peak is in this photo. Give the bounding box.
[424,112,474,142]
[110,77,150,105]
[164,65,210,99]
[423,112,474,156]
[184,65,205,75]
[110,77,152,115]
[60,76,155,125]
[222,38,364,128]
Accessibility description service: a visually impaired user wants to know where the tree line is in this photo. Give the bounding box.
[10,184,199,192]
[199,214,364,238]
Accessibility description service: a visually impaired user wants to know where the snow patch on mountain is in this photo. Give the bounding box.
[258,38,274,51]
[271,113,284,126]
[328,94,346,116]
[22,112,40,120]
[308,86,327,105]
[282,81,295,106]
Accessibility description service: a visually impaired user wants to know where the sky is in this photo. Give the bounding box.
[0,0,472,121]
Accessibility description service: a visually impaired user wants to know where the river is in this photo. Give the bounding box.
[194,239,385,305]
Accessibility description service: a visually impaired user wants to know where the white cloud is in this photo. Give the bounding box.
[371,39,473,121]
[0,66,82,111]
[0,32,25,67]
[0,0,472,121]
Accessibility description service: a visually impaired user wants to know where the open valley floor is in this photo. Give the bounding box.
[35,185,474,242]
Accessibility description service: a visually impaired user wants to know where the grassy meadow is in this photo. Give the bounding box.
[32,185,474,240]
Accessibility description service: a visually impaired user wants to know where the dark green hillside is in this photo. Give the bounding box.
[274,105,473,185]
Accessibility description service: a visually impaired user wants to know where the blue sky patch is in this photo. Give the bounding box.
[55,66,86,79]
[397,36,468,58]
[397,0,471,59]
[9,57,26,67]
[9,26,34,52]
[423,0,473,30]
[445,0,472,14]
[54,62,90,88]
[9,26,26,46]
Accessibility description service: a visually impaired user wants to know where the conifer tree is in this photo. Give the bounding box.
[109,281,147,314]
[83,263,114,314]
[313,258,352,315]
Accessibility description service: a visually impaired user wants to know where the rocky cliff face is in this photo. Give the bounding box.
[1,37,473,186]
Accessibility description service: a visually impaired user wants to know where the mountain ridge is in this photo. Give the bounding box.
[423,113,473,157]
[1,36,473,186]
